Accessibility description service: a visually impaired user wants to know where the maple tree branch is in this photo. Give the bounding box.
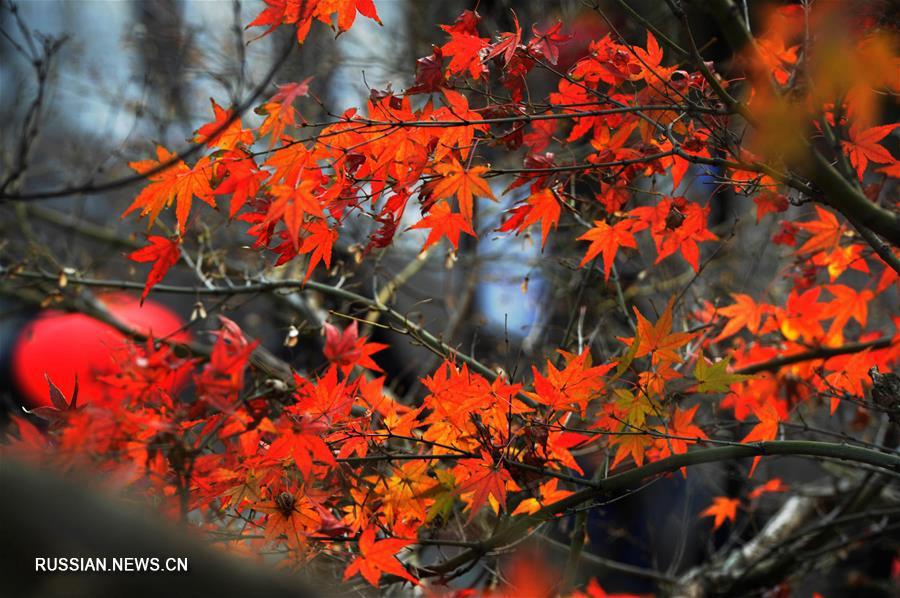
[488,150,676,176]
[337,453,468,465]
[0,37,294,202]
[0,268,505,386]
[849,220,900,276]
[337,104,726,129]
[424,440,900,578]
[734,338,894,376]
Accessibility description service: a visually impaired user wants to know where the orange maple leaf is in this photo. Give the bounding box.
[409,200,476,252]
[653,404,708,460]
[257,79,314,147]
[265,142,313,187]
[247,0,380,46]
[715,293,771,341]
[701,496,739,529]
[430,89,488,162]
[528,351,614,412]
[741,402,779,477]
[628,297,695,366]
[755,36,798,85]
[128,236,181,304]
[251,488,321,551]
[578,218,638,280]
[343,527,417,588]
[432,158,495,222]
[748,477,788,499]
[842,123,899,180]
[258,100,298,146]
[634,31,678,85]
[457,455,514,521]
[813,243,870,281]
[122,146,216,234]
[264,181,326,249]
[795,206,843,255]
[497,188,561,249]
[821,284,873,340]
[511,478,573,515]
[194,98,253,150]
[610,433,652,469]
[776,288,825,342]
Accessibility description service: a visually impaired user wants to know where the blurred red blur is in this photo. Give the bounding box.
[11,293,189,408]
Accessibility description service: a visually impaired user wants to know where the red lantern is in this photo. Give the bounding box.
[11,293,190,408]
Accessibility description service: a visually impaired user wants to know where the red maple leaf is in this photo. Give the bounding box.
[323,321,386,376]
[483,11,521,67]
[577,218,639,280]
[272,77,313,105]
[842,123,899,180]
[749,478,788,499]
[753,191,789,223]
[247,0,380,46]
[214,152,268,217]
[128,235,181,304]
[701,496,739,529]
[456,455,514,521]
[123,146,216,234]
[496,188,561,249]
[195,317,258,412]
[441,27,490,79]
[343,526,417,587]
[407,46,444,94]
[194,98,253,150]
[297,219,338,283]
[409,200,476,252]
[432,158,495,222]
[528,21,570,65]
[741,402,779,477]
[264,180,326,249]
[630,197,717,272]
